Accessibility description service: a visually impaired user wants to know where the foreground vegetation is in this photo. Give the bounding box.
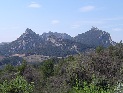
[0,43,123,93]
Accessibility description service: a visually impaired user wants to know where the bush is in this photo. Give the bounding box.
[5,64,15,72]
[69,80,114,93]
[95,46,104,54]
[41,59,54,78]
[0,75,34,93]
[17,60,27,75]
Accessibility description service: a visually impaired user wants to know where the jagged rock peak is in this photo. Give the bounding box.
[41,31,72,40]
[74,27,115,47]
[91,26,99,31]
[25,28,35,34]
[17,28,39,41]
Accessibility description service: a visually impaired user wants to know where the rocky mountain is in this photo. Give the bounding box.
[0,42,10,46]
[74,27,115,47]
[0,27,115,57]
[0,28,92,57]
[41,31,73,40]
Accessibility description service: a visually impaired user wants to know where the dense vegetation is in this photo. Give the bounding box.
[0,43,123,93]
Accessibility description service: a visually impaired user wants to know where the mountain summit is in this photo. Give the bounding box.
[18,28,39,40]
[41,31,72,40]
[0,27,115,57]
[74,27,115,47]
[25,28,35,34]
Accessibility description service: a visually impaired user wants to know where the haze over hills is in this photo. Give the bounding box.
[0,27,115,57]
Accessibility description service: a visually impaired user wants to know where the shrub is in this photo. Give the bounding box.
[17,60,27,75]
[0,75,34,93]
[69,80,114,93]
[41,59,54,78]
[95,46,104,54]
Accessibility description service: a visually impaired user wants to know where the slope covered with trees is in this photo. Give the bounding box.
[0,42,123,93]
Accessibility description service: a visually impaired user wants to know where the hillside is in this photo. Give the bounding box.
[0,43,123,93]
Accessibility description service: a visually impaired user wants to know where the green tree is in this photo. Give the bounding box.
[41,59,54,78]
[17,60,27,75]
[96,46,104,54]
[0,75,34,93]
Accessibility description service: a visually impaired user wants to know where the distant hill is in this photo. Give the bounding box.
[0,27,115,57]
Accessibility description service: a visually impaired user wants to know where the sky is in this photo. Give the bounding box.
[0,0,123,43]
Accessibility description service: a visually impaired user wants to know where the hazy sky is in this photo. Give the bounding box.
[0,0,123,43]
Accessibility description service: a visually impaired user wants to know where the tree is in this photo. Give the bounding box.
[0,76,34,93]
[41,59,54,78]
[95,46,104,54]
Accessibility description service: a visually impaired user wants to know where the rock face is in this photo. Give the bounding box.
[0,27,115,57]
[0,42,10,46]
[74,27,115,47]
[0,28,91,57]
[41,31,73,40]
[6,28,43,54]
